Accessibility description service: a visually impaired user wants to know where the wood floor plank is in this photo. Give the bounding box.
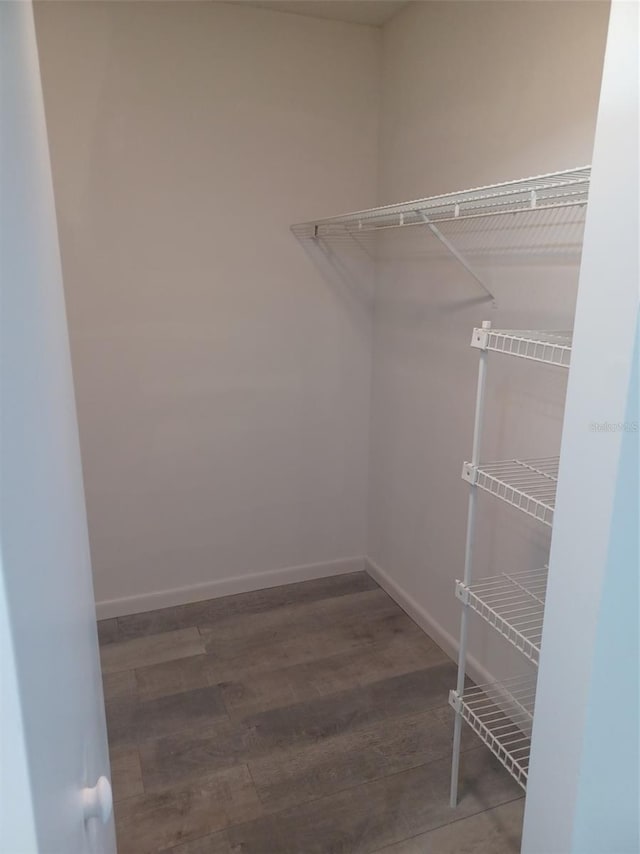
[100,627,205,674]
[239,663,457,754]
[200,588,400,652]
[132,608,445,712]
[139,716,258,791]
[248,704,478,812]
[132,610,428,708]
[372,799,525,854]
[220,631,447,720]
[117,572,378,641]
[226,748,522,854]
[167,829,236,853]
[110,747,144,802]
[114,764,262,854]
[135,654,218,703]
[138,664,456,794]
[212,588,399,640]
[106,685,227,750]
[97,617,119,646]
[202,609,425,681]
[103,669,137,704]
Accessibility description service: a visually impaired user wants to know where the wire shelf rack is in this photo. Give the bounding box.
[292,166,591,238]
[456,567,548,665]
[471,327,572,368]
[463,457,559,526]
[449,675,537,790]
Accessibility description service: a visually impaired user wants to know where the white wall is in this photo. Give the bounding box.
[367,0,609,677]
[523,2,639,849]
[34,0,612,652]
[34,1,380,616]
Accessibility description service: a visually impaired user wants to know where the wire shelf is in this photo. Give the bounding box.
[463,457,559,526]
[471,327,572,368]
[456,567,548,665]
[449,675,537,790]
[292,166,590,238]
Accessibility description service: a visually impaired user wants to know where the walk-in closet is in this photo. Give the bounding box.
[2,2,638,853]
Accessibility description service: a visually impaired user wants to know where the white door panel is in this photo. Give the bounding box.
[0,3,115,852]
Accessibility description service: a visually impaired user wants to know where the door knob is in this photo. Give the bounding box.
[81,776,113,824]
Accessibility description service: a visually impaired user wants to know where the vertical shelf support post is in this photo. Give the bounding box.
[450,320,491,807]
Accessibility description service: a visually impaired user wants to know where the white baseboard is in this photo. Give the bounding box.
[95,556,365,620]
[365,556,495,687]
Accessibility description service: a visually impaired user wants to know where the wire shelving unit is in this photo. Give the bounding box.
[449,675,536,790]
[292,166,588,803]
[450,316,573,802]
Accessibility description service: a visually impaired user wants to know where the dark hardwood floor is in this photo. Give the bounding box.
[98,571,524,853]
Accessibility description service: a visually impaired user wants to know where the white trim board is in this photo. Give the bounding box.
[364,557,495,688]
[95,556,365,619]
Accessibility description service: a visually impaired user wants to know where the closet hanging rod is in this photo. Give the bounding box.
[291,165,591,237]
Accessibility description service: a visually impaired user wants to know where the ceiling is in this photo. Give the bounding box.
[37,0,410,27]
[235,1,410,27]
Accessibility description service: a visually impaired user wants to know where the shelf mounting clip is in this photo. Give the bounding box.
[461,462,478,485]
[470,325,491,351]
[455,580,470,605]
[449,690,462,714]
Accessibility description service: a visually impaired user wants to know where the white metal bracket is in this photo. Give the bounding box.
[461,462,478,485]
[455,580,470,605]
[419,212,497,307]
[449,689,462,713]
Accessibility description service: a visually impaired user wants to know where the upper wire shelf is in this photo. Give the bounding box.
[471,327,572,368]
[292,166,591,238]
